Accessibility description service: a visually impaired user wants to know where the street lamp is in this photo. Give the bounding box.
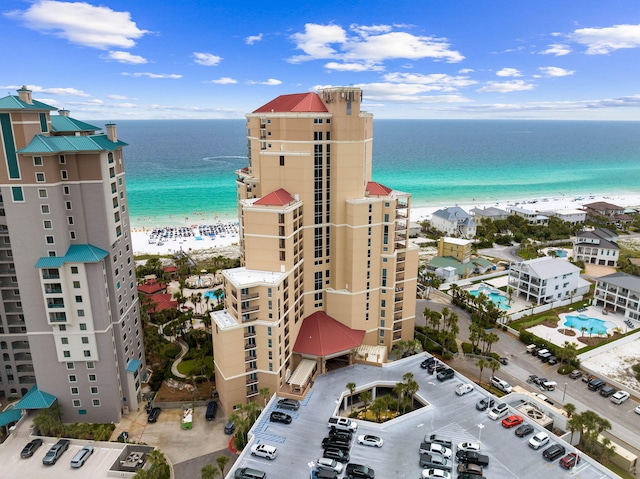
[563,383,568,402]
[477,424,484,443]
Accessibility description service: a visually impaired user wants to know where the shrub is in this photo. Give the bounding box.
[558,364,573,375]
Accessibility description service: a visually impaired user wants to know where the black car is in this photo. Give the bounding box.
[323,448,350,463]
[277,398,300,410]
[420,357,436,369]
[148,407,162,423]
[205,400,218,420]
[20,438,43,458]
[42,439,70,465]
[588,378,606,391]
[475,397,495,411]
[345,463,375,479]
[437,368,455,381]
[457,474,484,479]
[322,437,351,451]
[428,361,444,373]
[270,411,292,424]
[542,444,566,461]
[514,423,534,437]
[328,427,352,440]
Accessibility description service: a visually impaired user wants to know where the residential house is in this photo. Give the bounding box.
[573,228,620,267]
[430,206,476,238]
[593,272,640,321]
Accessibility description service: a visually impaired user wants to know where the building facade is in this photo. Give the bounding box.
[437,237,472,263]
[507,206,549,226]
[211,88,418,413]
[430,206,476,238]
[593,273,640,321]
[573,228,619,267]
[508,257,581,305]
[0,87,145,422]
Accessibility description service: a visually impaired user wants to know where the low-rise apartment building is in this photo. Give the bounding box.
[573,228,619,267]
[593,272,640,321]
[508,257,582,305]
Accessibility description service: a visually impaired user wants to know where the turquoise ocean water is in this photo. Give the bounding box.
[111,119,640,228]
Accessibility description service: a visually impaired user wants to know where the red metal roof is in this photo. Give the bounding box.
[137,281,166,295]
[148,293,178,313]
[254,188,296,206]
[293,311,365,357]
[163,266,178,272]
[253,93,328,113]
[365,181,392,196]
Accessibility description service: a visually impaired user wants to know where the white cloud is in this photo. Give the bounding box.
[6,84,91,97]
[570,23,640,54]
[5,0,148,50]
[540,43,571,56]
[209,77,238,84]
[538,66,575,77]
[247,79,282,86]
[121,72,182,79]
[382,72,477,91]
[245,33,263,45]
[458,68,474,74]
[288,23,464,68]
[477,80,535,93]
[496,68,522,77]
[193,52,222,66]
[106,51,147,64]
[106,94,132,100]
[324,61,384,72]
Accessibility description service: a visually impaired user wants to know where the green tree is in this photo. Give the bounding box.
[216,455,230,478]
[359,390,372,414]
[201,464,219,479]
[370,398,385,422]
[134,449,170,479]
[259,387,271,408]
[393,382,406,414]
[564,402,576,418]
[346,382,357,413]
[475,357,489,384]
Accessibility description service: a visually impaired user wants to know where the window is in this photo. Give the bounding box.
[36,172,45,182]
[69,231,76,240]
[61,337,68,345]
[71,266,78,274]
[43,220,52,229]
[90,386,98,394]
[79,323,87,330]
[86,361,95,369]
[83,350,91,357]
[45,236,54,244]
[34,156,43,166]
[63,350,70,358]
[59,154,66,164]
[59,325,66,331]
[88,374,96,382]
[12,187,24,202]
[38,189,47,198]
[66,362,74,370]
[73,399,81,407]
[61,170,68,180]
[280,156,285,166]
[68,374,77,382]
[77,309,85,317]
[63,186,70,195]
[73,281,80,288]
[75,295,83,303]
[82,337,89,344]
[92,399,100,407]
[41,204,50,214]
[65,201,72,210]
[71,387,79,395]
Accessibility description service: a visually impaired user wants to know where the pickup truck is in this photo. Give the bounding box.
[327,417,358,432]
[419,453,451,471]
[419,442,452,458]
[455,450,489,467]
[424,434,453,448]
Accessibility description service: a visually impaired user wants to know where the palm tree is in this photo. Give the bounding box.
[346,382,357,413]
[566,414,583,445]
[488,359,500,379]
[405,379,419,407]
[201,464,219,479]
[476,357,489,384]
[259,387,271,407]
[564,402,576,418]
[216,455,230,478]
[359,390,372,415]
[393,382,406,413]
[600,437,616,464]
[370,398,385,423]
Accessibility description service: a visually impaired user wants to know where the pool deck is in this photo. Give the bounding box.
[526,305,628,349]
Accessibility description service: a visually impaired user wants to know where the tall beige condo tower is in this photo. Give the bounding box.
[212,87,418,413]
[0,87,145,423]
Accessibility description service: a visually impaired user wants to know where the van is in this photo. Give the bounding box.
[206,400,217,421]
[490,376,512,393]
[526,344,537,354]
[234,467,266,479]
[541,381,557,391]
[224,420,235,434]
[599,386,616,398]
[528,431,549,449]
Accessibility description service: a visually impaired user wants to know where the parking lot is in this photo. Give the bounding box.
[232,355,620,479]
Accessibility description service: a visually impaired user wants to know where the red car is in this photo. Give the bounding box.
[501,414,524,428]
[559,452,581,469]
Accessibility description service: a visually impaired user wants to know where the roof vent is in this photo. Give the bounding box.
[17,85,33,104]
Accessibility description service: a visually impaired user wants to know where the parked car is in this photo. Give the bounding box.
[611,390,630,404]
[588,378,606,391]
[569,370,583,379]
[357,435,383,447]
[316,457,344,474]
[582,374,596,383]
[599,385,616,397]
[636,405,640,415]
[515,423,534,437]
[328,416,358,432]
[311,469,338,479]
[20,438,43,458]
[455,451,489,467]
[42,439,70,465]
[457,442,480,453]
[70,445,94,468]
[419,442,452,458]
[499,357,509,365]
[270,411,292,424]
[425,434,453,448]
[559,452,581,469]
[205,400,218,420]
[224,420,235,434]
[475,397,494,411]
[345,463,375,479]
[528,432,550,450]
[250,444,278,460]
[148,407,162,423]
[487,403,508,420]
[437,368,455,381]
[323,448,350,463]
[490,376,512,393]
[526,374,538,383]
[542,444,566,461]
[457,473,483,479]
[322,437,351,452]
[501,414,524,428]
[455,383,474,396]
[234,467,266,479]
[421,469,451,479]
[277,398,300,410]
[547,356,558,365]
[421,356,436,369]
[329,428,353,441]
[456,463,483,475]
[419,453,451,470]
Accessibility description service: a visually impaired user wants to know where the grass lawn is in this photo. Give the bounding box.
[177,356,214,376]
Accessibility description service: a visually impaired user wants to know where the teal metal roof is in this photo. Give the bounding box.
[50,115,100,133]
[0,406,23,427]
[0,95,57,111]
[18,133,127,154]
[13,384,57,410]
[126,358,141,373]
[35,244,109,268]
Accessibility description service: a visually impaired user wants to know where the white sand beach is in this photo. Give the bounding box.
[131,193,640,256]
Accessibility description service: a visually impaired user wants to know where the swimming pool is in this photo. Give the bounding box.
[469,286,511,310]
[554,249,568,258]
[563,314,615,335]
[204,290,224,300]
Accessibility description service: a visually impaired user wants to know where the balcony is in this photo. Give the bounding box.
[393,323,402,331]
[394,294,403,303]
[246,376,259,385]
[11,341,30,350]
[242,305,260,313]
[244,342,257,351]
[14,352,31,362]
[241,292,259,301]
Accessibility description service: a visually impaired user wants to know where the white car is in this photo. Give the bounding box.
[250,444,278,460]
[316,457,344,473]
[528,431,549,450]
[423,443,452,458]
[457,442,480,453]
[421,469,451,479]
[610,390,629,405]
[357,434,383,447]
[487,403,508,420]
[455,383,474,396]
[635,405,640,415]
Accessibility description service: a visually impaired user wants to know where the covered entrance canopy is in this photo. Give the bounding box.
[13,384,57,410]
[287,358,317,393]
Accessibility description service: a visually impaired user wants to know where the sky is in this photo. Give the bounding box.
[2,0,640,120]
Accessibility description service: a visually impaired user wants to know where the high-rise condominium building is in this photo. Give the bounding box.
[0,86,145,423]
[212,87,418,413]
